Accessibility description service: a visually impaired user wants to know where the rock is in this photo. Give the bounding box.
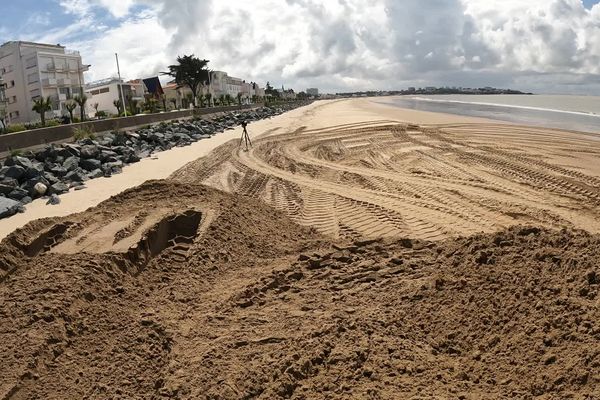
[87,169,104,179]
[19,196,32,205]
[64,170,88,182]
[0,197,22,218]
[48,182,69,195]
[24,162,45,179]
[42,172,60,185]
[21,176,50,197]
[46,194,61,205]
[0,178,17,195]
[63,156,80,171]
[4,155,34,170]
[80,158,102,171]
[8,187,29,201]
[1,165,26,180]
[74,185,87,191]
[99,150,119,163]
[33,182,48,196]
[80,145,99,159]
[48,165,68,177]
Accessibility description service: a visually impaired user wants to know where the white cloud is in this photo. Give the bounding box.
[56,0,600,93]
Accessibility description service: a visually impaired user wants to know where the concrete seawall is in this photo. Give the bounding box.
[0,104,257,155]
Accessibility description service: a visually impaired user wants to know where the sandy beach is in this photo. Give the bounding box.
[2,98,600,398]
[0,98,496,240]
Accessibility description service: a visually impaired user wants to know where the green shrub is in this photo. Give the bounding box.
[73,125,95,140]
[96,110,108,118]
[45,120,61,127]
[6,124,27,133]
[9,149,23,157]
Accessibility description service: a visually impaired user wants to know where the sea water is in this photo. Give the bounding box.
[384,94,600,134]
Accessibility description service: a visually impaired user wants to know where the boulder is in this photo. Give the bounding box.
[1,165,26,180]
[7,188,29,201]
[80,158,102,171]
[19,196,32,205]
[4,155,34,170]
[21,176,50,197]
[80,144,99,159]
[0,197,22,218]
[46,194,61,205]
[33,182,48,196]
[87,169,104,179]
[24,161,45,180]
[99,150,119,163]
[63,156,80,171]
[65,170,88,182]
[0,178,17,195]
[48,182,69,195]
[42,172,60,185]
[48,165,68,177]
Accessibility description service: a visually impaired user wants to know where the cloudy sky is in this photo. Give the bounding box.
[2,0,600,94]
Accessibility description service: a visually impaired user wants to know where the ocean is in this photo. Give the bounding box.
[383,94,600,134]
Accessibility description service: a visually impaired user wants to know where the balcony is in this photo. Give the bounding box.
[42,78,57,87]
[57,78,72,86]
[58,93,68,101]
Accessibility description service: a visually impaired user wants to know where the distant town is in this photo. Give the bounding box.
[335,87,532,97]
[0,40,530,132]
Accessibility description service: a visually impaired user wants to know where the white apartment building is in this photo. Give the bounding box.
[0,41,88,124]
[85,77,145,116]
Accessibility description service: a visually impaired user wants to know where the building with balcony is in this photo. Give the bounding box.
[85,77,145,116]
[0,41,89,124]
[0,77,7,129]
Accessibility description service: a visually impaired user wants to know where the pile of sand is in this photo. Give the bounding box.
[1,180,599,399]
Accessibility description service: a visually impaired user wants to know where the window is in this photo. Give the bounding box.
[28,73,39,84]
[9,95,16,104]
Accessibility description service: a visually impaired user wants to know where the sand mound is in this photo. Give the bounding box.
[1,179,599,398]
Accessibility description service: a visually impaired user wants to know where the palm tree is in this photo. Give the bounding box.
[127,95,139,115]
[145,98,159,114]
[91,102,99,117]
[161,55,210,107]
[198,93,205,107]
[73,94,87,121]
[65,100,77,122]
[205,93,212,107]
[113,99,123,115]
[237,92,243,106]
[218,94,226,106]
[169,98,177,110]
[32,96,52,126]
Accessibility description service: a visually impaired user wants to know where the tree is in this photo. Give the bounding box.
[145,98,159,114]
[237,92,243,106]
[113,99,123,115]
[73,94,87,121]
[160,94,167,111]
[198,93,205,107]
[265,81,279,98]
[225,94,233,106]
[218,94,226,106]
[65,100,77,122]
[91,102,99,117]
[169,98,177,110]
[161,55,210,107]
[32,96,52,126]
[205,93,212,107]
[126,95,139,115]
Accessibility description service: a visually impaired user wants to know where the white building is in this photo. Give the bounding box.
[306,88,319,97]
[85,77,145,116]
[0,41,88,124]
[0,77,7,128]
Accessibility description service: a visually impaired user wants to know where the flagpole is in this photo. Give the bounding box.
[115,53,127,117]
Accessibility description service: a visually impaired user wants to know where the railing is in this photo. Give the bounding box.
[42,78,57,87]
